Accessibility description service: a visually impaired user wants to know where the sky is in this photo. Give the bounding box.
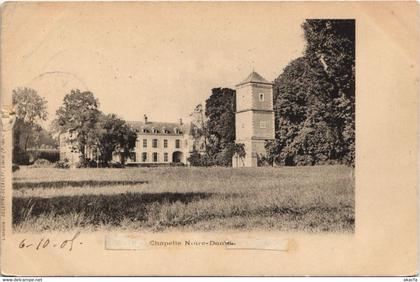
[1,2,306,126]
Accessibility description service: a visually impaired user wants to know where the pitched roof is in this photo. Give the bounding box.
[236,71,272,86]
[127,120,192,135]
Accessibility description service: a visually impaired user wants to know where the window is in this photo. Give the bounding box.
[130,152,136,162]
[175,139,181,148]
[260,121,266,128]
[143,139,147,148]
[259,93,264,102]
[174,127,179,134]
[164,139,168,148]
[153,152,158,162]
[152,139,158,148]
[142,152,147,162]
[152,127,158,133]
[164,152,168,162]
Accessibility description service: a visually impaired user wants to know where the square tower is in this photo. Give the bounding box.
[233,71,275,167]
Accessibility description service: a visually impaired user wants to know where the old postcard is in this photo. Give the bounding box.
[0,1,418,276]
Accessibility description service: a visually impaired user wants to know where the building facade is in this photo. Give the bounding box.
[232,71,275,167]
[59,115,196,165]
[59,71,274,168]
[124,115,193,165]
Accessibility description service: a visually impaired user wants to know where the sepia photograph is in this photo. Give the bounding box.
[0,1,417,277]
[8,6,355,233]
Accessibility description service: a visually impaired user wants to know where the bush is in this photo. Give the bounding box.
[76,158,98,168]
[187,150,205,166]
[32,158,53,168]
[169,162,185,167]
[257,154,272,166]
[38,150,59,162]
[55,159,70,169]
[108,162,124,168]
[187,151,212,167]
[13,148,30,165]
[12,164,20,172]
[27,149,59,163]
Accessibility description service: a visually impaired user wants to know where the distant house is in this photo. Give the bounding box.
[59,114,202,165]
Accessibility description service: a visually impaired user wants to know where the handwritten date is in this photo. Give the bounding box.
[18,232,82,251]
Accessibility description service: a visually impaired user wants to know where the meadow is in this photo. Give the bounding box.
[12,165,355,233]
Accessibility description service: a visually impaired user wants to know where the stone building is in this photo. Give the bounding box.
[59,71,274,167]
[232,71,275,167]
[59,115,197,165]
[124,115,194,164]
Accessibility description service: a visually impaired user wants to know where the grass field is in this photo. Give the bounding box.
[12,165,355,233]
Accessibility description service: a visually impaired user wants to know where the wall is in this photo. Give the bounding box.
[133,133,189,164]
[250,83,273,111]
[251,111,275,140]
[236,85,253,112]
[235,111,253,141]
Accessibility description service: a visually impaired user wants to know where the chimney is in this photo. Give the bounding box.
[179,118,183,125]
[144,114,148,124]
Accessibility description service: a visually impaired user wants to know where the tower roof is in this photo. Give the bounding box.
[236,71,272,87]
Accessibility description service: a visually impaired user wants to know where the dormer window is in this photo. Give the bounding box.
[142,128,147,133]
[174,127,179,134]
[152,127,158,134]
[162,127,167,134]
[259,93,264,102]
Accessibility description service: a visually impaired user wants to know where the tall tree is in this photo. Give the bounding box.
[204,87,236,165]
[270,19,355,165]
[55,89,101,162]
[12,88,48,163]
[303,19,355,164]
[189,103,207,153]
[96,114,137,165]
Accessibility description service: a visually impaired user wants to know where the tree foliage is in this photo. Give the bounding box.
[96,114,137,165]
[54,90,137,166]
[55,89,101,161]
[12,88,48,164]
[189,103,207,153]
[188,143,245,167]
[270,19,355,166]
[13,87,48,123]
[204,87,236,166]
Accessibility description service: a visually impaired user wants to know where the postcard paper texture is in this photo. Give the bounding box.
[0,1,418,276]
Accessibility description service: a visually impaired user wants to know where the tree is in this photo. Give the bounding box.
[270,19,355,166]
[12,88,48,164]
[204,87,236,165]
[55,89,101,162]
[96,114,137,165]
[232,143,246,166]
[189,103,207,153]
[303,19,355,165]
[13,87,48,125]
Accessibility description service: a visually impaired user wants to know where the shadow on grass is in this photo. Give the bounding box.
[13,192,213,225]
[13,180,149,189]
